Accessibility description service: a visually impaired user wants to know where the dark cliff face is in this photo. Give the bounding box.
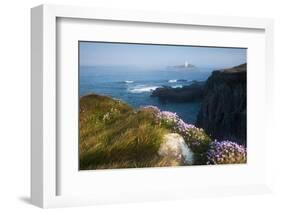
[196,63,247,146]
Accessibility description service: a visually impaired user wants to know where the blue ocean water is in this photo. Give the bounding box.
[80,66,212,124]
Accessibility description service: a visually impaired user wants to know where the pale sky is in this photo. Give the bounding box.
[79,41,247,69]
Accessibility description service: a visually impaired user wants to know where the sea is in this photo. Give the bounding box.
[80,66,213,124]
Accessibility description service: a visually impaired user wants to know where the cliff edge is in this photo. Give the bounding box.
[196,63,247,146]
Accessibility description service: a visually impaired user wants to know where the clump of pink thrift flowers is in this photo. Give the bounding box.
[206,140,246,164]
[141,105,161,113]
[141,105,246,165]
[142,105,211,153]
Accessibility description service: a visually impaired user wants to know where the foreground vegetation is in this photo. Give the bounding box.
[79,94,170,169]
[79,94,246,170]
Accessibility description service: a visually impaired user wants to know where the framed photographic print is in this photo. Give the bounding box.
[31,4,274,208]
[78,41,247,169]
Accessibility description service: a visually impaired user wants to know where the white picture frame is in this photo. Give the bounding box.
[31,4,274,208]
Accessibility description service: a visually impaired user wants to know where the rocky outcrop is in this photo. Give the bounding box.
[196,64,247,146]
[151,82,204,103]
[158,133,194,165]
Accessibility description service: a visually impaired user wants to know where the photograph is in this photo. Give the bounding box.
[79,41,247,170]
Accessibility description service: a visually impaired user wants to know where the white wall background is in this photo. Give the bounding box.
[0,0,280,212]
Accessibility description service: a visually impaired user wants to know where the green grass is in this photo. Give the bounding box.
[79,94,173,170]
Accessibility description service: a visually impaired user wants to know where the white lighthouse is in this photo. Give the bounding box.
[184,61,189,68]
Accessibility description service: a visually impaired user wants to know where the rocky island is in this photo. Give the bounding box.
[167,61,197,70]
[151,81,204,103]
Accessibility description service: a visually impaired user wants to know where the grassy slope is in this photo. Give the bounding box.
[79,94,175,170]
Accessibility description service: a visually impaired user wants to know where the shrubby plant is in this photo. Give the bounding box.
[206,140,247,164]
[152,108,211,155]
[174,119,211,153]
[141,105,161,113]
[156,111,180,129]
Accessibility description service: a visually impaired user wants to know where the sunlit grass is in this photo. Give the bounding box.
[79,93,244,169]
[79,94,171,170]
